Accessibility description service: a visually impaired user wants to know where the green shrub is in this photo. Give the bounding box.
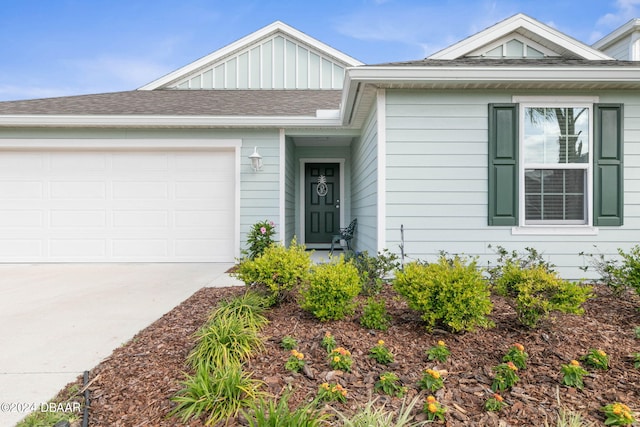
[242,390,329,427]
[348,249,399,295]
[393,256,493,332]
[581,244,640,297]
[300,256,362,321]
[235,239,311,306]
[360,297,391,331]
[169,365,263,426]
[242,219,276,260]
[208,290,269,330]
[493,261,592,328]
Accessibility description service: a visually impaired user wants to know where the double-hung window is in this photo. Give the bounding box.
[522,104,591,225]
[488,99,623,231]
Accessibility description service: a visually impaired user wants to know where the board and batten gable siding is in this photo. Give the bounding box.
[384,89,640,279]
[350,101,379,254]
[172,34,346,90]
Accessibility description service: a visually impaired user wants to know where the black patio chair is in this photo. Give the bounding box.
[329,218,357,255]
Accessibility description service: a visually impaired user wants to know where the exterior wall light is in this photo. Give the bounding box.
[248,146,263,171]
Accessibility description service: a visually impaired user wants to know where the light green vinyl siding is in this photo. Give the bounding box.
[384,90,640,279]
[350,103,379,253]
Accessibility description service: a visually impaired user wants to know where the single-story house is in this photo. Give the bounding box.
[0,13,639,279]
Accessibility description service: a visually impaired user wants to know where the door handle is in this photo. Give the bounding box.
[336,199,340,209]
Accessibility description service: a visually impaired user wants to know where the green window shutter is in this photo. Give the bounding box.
[488,104,518,226]
[594,104,623,226]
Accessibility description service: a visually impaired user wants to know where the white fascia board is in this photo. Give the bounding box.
[139,21,363,90]
[429,13,612,60]
[593,18,640,50]
[346,66,640,85]
[0,114,344,128]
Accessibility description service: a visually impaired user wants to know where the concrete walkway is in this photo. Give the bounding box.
[0,263,242,426]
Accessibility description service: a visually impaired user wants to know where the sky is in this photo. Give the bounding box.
[0,0,639,101]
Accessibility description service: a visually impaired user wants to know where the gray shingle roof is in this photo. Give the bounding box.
[0,90,343,116]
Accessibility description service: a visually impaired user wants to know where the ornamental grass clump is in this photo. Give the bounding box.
[300,255,362,321]
[393,255,493,332]
[235,238,311,306]
[242,390,329,427]
[561,360,589,389]
[369,340,394,365]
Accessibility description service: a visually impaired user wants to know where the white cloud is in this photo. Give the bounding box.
[595,0,640,34]
[67,55,172,90]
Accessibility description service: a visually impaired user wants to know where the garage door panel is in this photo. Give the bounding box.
[0,149,236,262]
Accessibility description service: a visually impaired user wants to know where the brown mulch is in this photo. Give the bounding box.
[56,284,640,426]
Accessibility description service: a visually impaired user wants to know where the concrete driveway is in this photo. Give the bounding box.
[0,263,241,426]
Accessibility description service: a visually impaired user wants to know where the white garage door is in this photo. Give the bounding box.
[0,149,236,262]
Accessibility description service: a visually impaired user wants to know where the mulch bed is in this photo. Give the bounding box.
[55,284,640,426]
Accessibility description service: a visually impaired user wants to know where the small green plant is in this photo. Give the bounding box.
[369,339,394,365]
[374,372,407,398]
[318,382,348,403]
[322,331,337,352]
[560,360,589,389]
[329,347,354,372]
[417,368,444,392]
[300,255,362,321]
[484,393,506,412]
[394,255,494,332]
[503,343,528,370]
[426,340,450,363]
[333,395,429,427]
[602,402,636,426]
[284,349,306,373]
[424,395,446,422]
[360,297,391,331]
[235,239,312,306]
[242,390,329,427]
[491,362,520,391]
[581,245,640,297]
[187,314,263,372]
[634,326,640,339]
[280,335,297,350]
[243,219,276,260]
[581,348,609,370]
[169,365,263,426]
[349,249,399,295]
[632,353,640,369]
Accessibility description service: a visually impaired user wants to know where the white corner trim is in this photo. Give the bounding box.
[279,129,286,245]
[512,226,599,236]
[234,145,242,259]
[376,88,386,252]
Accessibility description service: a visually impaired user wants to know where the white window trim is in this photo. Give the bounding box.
[511,96,599,236]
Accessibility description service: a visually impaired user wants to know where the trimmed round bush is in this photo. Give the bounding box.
[393,256,493,332]
[300,256,362,321]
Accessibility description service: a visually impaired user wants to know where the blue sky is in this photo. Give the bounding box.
[1,0,639,101]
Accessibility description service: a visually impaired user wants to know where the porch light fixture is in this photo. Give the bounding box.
[248,146,263,171]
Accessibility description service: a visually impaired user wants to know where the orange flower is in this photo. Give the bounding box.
[427,395,437,404]
[297,352,304,360]
[513,343,525,352]
[493,394,503,402]
[570,360,580,366]
[437,340,446,347]
[333,356,341,363]
[506,362,518,371]
[378,340,385,346]
[427,403,438,413]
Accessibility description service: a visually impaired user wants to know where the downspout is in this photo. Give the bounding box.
[377,88,387,252]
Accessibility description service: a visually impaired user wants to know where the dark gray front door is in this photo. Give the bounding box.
[305,163,340,244]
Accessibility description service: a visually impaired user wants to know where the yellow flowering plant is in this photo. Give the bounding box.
[491,362,520,391]
[374,372,407,398]
[581,348,609,370]
[317,382,348,403]
[561,359,589,389]
[328,347,353,372]
[426,340,450,363]
[321,331,337,352]
[484,393,506,412]
[284,349,305,373]
[417,368,444,392]
[602,402,636,426]
[424,395,446,422]
[503,343,528,370]
[369,340,394,365]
